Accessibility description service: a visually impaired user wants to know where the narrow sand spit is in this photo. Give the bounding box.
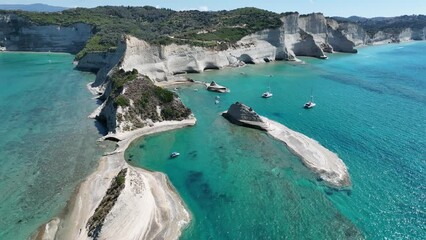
[261,117,351,188]
[39,118,196,240]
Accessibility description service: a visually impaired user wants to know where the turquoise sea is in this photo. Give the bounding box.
[126,42,426,239]
[0,53,103,239]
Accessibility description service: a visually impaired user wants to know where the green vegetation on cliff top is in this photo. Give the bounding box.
[111,68,139,97]
[109,69,191,128]
[8,6,282,59]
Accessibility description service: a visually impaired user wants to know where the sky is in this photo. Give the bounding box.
[0,0,425,17]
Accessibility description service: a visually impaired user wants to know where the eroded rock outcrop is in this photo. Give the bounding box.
[222,102,269,130]
[326,18,358,53]
[337,21,370,46]
[281,13,327,59]
[299,13,333,53]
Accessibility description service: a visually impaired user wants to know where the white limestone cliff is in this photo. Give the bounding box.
[299,13,333,53]
[370,27,426,44]
[0,13,93,53]
[338,21,370,46]
[121,35,283,81]
[83,12,363,134]
[326,18,358,53]
[119,13,362,82]
[280,13,326,59]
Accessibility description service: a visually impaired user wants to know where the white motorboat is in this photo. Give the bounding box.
[304,95,316,109]
[170,152,180,158]
[262,86,273,98]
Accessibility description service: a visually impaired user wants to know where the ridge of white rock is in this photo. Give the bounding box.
[221,102,350,188]
[263,117,351,188]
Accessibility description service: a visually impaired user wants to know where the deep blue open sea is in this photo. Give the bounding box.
[126,42,426,239]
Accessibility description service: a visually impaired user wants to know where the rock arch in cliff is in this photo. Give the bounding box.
[238,54,255,64]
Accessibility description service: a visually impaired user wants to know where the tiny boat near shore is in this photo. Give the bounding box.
[170,152,180,158]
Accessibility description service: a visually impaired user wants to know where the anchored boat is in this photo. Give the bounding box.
[170,152,180,158]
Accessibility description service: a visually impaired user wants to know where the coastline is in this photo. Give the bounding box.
[354,39,418,49]
[31,38,423,239]
[261,116,351,188]
[21,39,425,239]
[0,50,71,55]
[0,6,426,239]
[36,118,196,240]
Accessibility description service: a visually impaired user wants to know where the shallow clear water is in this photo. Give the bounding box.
[126,42,426,239]
[0,52,102,239]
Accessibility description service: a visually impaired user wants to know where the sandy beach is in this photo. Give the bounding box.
[261,116,351,188]
[36,118,196,240]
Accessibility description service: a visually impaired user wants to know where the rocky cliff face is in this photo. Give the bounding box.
[80,12,353,132]
[85,12,389,133]
[333,21,369,47]
[120,13,363,82]
[76,40,127,102]
[222,102,269,130]
[413,27,426,40]
[120,36,277,81]
[0,13,92,53]
[2,11,423,134]
[335,15,426,46]
[299,13,332,52]
[368,27,426,44]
